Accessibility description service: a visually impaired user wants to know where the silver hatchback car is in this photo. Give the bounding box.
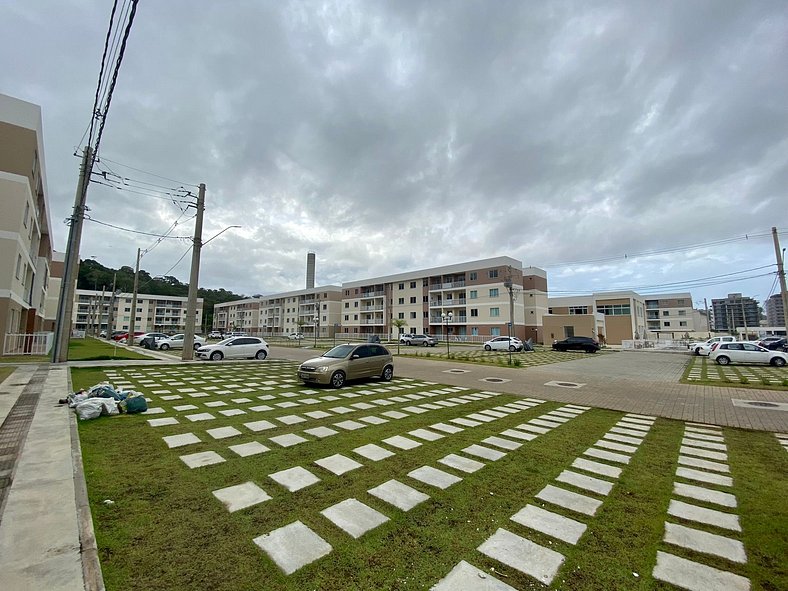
[298,343,394,388]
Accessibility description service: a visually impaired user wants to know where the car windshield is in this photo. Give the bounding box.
[216,338,235,345]
[323,344,356,358]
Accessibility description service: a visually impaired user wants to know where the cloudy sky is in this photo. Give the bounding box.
[2,1,786,307]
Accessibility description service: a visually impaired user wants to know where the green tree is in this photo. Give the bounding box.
[391,318,408,354]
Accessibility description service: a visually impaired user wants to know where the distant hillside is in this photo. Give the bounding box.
[77,258,246,331]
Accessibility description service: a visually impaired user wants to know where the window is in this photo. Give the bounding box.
[679,321,687,327]
[471,309,479,317]
[398,298,404,305]
[344,315,349,321]
[410,297,416,304]
[15,254,22,279]
[677,299,686,305]
[423,279,428,287]
[548,307,553,314]
[410,281,416,288]
[488,269,498,278]
[564,326,575,338]
[491,327,501,336]
[398,312,404,319]
[598,304,631,316]
[490,308,500,317]
[470,272,477,280]
[678,310,686,316]
[410,312,417,319]
[124,307,131,312]
[344,302,349,308]
[489,288,499,297]
[354,314,358,320]
[398,283,404,289]
[423,296,428,303]
[354,302,359,307]
[569,306,588,315]
[663,311,670,316]
[663,321,671,327]
[322,304,327,310]
[470,290,477,299]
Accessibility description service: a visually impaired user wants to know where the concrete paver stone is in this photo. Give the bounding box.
[482,436,522,450]
[382,410,409,419]
[595,439,638,454]
[408,428,445,441]
[664,522,747,563]
[368,479,430,511]
[676,467,733,487]
[212,482,271,512]
[536,484,603,516]
[278,414,307,425]
[269,466,321,492]
[677,455,730,473]
[652,551,749,591]
[180,451,225,468]
[229,441,270,457]
[450,417,482,427]
[431,422,465,434]
[334,420,366,431]
[244,419,276,432]
[304,426,339,438]
[679,446,728,462]
[147,417,179,427]
[408,466,463,489]
[253,520,332,575]
[315,454,364,475]
[517,423,550,435]
[270,434,309,448]
[584,447,631,464]
[206,426,242,440]
[383,435,422,450]
[462,444,506,461]
[673,482,737,508]
[359,416,388,425]
[571,458,622,479]
[431,560,518,591]
[438,453,486,474]
[353,443,396,461]
[511,504,588,545]
[681,438,727,451]
[499,428,537,441]
[162,433,201,448]
[556,470,614,496]
[478,528,565,586]
[321,498,389,538]
[667,500,741,532]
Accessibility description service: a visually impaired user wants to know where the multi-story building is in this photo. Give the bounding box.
[73,289,203,334]
[711,293,759,333]
[765,293,786,327]
[544,292,647,345]
[0,94,55,340]
[643,293,695,336]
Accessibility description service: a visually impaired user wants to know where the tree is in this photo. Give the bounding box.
[391,318,408,354]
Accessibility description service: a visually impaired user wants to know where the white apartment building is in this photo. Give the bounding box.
[73,289,203,334]
[0,94,55,339]
[644,293,696,337]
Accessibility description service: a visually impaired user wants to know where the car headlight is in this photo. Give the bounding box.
[317,366,330,373]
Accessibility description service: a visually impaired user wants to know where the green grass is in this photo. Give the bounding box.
[400,346,614,368]
[72,363,787,590]
[0,365,15,384]
[681,356,788,390]
[0,338,152,364]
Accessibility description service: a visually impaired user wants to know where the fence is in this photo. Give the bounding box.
[3,332,54,356]
[621,339,690,351]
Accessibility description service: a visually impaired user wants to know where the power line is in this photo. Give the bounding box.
[93,159,197,196]
[90,176,195,204]
[83,214,192,239]
[98,155,201,188]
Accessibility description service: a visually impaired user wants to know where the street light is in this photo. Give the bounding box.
[314,317,320,347]
[441,311,453,355]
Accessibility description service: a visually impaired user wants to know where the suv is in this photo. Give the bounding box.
[688,336,736,356]
[139,333,169,349]
[157,333,206,351]
[400,334,437,347]
[710,342,787,366]
[298,343,394,388]
[552,336,600,353]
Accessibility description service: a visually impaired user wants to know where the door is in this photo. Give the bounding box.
[741,342,768,364]
[348,345,374,378]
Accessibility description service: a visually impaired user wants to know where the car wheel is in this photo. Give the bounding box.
[771,357,786,367]
[585,347,595,353]
[715,355,730,365]
[422,341,429,347]
[694,347,702,355]
[159,343,170,351]
[210,351,223,361]
[193,343,201,350]
[484,344,492,351]
[330,371,346,389]
[381,365,394,381]
[255,349,267,360]
[509,345,516,352]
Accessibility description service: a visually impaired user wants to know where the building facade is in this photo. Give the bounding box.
[644,293,695,337]
[0,94,55,339]
[711,293,760,333]
[544,292,647,345]
[765,293,786,327]
[73,289,203,334]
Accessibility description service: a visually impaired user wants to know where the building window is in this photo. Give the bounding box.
[15,254,22,279]
[398,312,404,319]
[471,309,478,317]
[423,279,428,287]
[354,302,359,307]
[398,298,404,305]
[410,297,416,304]
[344,302,349,308]
[354,314,358,320]
[488,269,498,278]
[491,327,500,336]
[344,315,349,321]
[490,308,500,317]
[598,304,631,316]
[470,272,477,280]
[423,296,428,303]
[548,307,553,314]
[678,310,686,316]
[23,202,29,227]
[569,306,588,315]
[679,321,687,327]
[410,312,417,319]
[564,326,575,338]
[410,281,416,288]
[470,290,477,299]
[664,321,671,327]
[663,311,670,316]
[489,288,499,297]
[677,299,686,305]
[398,283,404,289]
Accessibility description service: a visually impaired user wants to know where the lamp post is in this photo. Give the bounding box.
[314,317,320,347]
[333,323,340,347]
[441,311,453,355]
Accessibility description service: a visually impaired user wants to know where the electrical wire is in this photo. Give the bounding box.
[87,0,120,149]
[90,176,195,204]
[83,214,192,239]
[99,155,201,188]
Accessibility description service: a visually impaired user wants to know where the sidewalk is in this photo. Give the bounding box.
[0,349,785,590]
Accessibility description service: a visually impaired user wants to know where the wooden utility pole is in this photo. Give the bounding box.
[182,183,205,360]
[127,248,141,344]
[53,146,93,362]
[772,227,788,329]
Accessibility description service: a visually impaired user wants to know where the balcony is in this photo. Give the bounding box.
[360,291,385,298]
[361,319,385,325]
[429,281,466,291]
[430,315,467,324]
[361,305,384,311]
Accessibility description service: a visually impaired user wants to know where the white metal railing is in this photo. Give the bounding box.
[3,332,54,356]
[621,339,689,350]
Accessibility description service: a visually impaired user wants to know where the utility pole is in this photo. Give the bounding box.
[53,146,93,362]
[182,183,205,360]
[128,248,141,344]
[704,298,710,338]
[772,227,788,330]
[504,266,515,365]
[106,273,117,339]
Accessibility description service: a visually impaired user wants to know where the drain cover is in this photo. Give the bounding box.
[544,380,586,389]
[732,399,788,412]
[480,377,511,384]
[443,369,470,374]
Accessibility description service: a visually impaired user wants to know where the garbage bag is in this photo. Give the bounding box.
[75,398,118,420]
[123,394,148,414]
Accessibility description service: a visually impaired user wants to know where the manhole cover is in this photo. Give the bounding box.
[557,382,578,387]
[544,380,586,389]
[480,377,511,384]
[732,399,788,412]
[748,402,779,408]
[443,369,470,374]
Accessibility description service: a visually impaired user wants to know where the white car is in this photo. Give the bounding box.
[688,336,736,356]
[288,332,304,340]
[483,336,524,352]
[156,333,206,351]
[196,336,270,361]
[208,331,223,339]
[709,342,787,366]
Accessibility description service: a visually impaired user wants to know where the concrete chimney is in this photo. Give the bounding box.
[306,252,315,289]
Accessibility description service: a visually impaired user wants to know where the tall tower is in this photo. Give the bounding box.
[306,252,315,289]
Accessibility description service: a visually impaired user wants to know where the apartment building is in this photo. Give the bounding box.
[73,289,203,334]
[337,257,547,342]
[711,293,759,332]
[544,292,647,345]
[765,293,786,327]
[213,287,344,337]
[644,293,695,336]
[0,94,55,339]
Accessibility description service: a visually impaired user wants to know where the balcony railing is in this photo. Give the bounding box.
[429,315,468,324]
[361,305,384,311]
[429,281,466,291]
[360,291,385,298]
[430,299,466,307]
[361,319,385,325]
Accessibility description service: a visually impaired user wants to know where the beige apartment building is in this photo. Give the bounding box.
[73,289,203,334]
[0,94,55,339]
[213,287,344,338]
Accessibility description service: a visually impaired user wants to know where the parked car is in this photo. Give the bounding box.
[400,334,437,347]
[552,336,600,353]
[288,332,304,340]
[195,336,269,361]
[157,333,206,351]
[99,330,107,338]
[116,331,146,343]
[298,343,394,388]
[688,335,736,356]
[483,336,524,352]
[134,332,168,346]
[139,332,169,349]
[756,337,787,351]
[110,330,126,340]
[208,331,223,339]
[709,342,787,366]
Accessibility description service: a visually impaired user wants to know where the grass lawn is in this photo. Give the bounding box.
[0,365,14,384]
[399,345,614,368]
[72,362,787,590]
[682,355,788,390]
[0,338,152,364]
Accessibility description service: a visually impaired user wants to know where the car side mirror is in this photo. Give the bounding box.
[351,354,360,360]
